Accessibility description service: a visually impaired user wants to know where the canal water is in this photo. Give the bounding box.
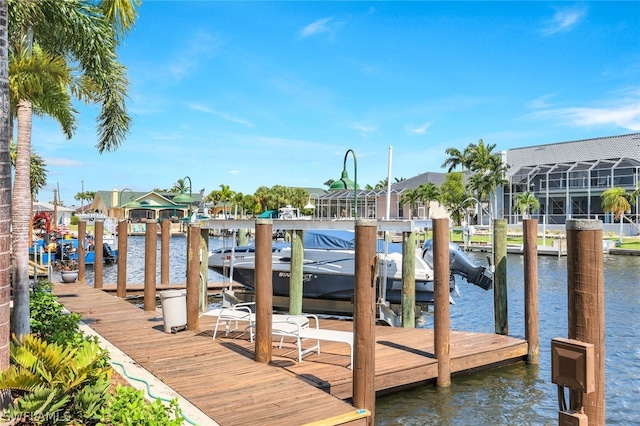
[378,251,640,426]
[80,235,228,285]
[80,236,639,425]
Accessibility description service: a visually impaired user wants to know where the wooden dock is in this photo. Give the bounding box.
[53,283,528,425]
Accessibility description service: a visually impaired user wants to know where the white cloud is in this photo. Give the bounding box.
[541,7,587,36]
[45,157,83,167]
[526,94,555,109]
[405,122,432,135]
[353,122,378,137]
[300,17,334,38]
[188,103,255,128]
[526,96,640,132]
[168,31,224,81]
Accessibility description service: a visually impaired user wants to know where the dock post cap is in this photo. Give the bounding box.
[566,219,602,231]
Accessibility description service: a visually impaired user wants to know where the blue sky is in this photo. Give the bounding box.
[30,1,639,205]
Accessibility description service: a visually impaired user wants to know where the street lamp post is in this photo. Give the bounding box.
[173,176,193,218]
[329,149,358,218]
[304,193,320,219]
[119,188,141,220]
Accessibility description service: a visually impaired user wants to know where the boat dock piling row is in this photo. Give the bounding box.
[66,217,605,425]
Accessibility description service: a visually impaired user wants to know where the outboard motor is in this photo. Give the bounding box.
[422,240,493,290]
[103,243,116,263]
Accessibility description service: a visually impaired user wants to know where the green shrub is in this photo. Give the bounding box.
[98,386,184,426]
[4,281,185,425]
[70,216,79,225]
[0,334,112,424]
[30,281,88,347]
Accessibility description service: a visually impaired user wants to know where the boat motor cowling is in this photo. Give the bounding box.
[422,240,493,291]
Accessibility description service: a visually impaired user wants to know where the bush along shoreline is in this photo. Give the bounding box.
[0,281,184,425]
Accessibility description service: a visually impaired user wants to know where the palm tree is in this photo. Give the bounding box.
[415,182,439,219]
[443,139,507,219]
[10,142,47,247]
[253,186,270,213]
[217,184,235,218]
[0,0,11,383]
[8,0,139,339]
[514,191,540,220]
[74,190,96,206]
[171,178,188,193]
[441,146,472,172]
[601,187,631,243]
[400,188,419,218]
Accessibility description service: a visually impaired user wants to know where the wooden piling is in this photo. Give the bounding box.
[566,219,605,425]
[523,219,539,364]
[78,221,86,283]
[199,228,209,312]
[143,222,157,311]
[237,228,249,246]
[289,230,303,315]
[433,218,451,387]
[186,225,200,331]
[493,218,508,335]
[161,219,170,286]
[401,230,415,328]
[116,220,128,298]
[254,219,273,364]
[94,220,104,289]
[353,220,376,425]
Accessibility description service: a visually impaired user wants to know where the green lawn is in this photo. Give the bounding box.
[424,229,640,250]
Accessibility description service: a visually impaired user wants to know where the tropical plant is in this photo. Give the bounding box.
[400,188,420,218]
[601,187,631,220]
[9,141,47,198]
[29,281,86,347]
[98,386,184,426]
[8,0,139,339]
[415,182,439,219]
[74,190,96,205]
[170,178,188,194]
[438,172,470,226]
[514,191,540,219]
[323,178,335,188]
[0,334,112,424]
[217,184,235,218]
[601,187,632,243]
[442,139,507,219]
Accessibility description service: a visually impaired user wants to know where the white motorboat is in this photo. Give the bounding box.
[208,230,493,307]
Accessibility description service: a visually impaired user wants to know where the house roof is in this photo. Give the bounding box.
[33,201,75,213]
[390,171,473,192]
[95,190,204,209]
[505,133,640,177]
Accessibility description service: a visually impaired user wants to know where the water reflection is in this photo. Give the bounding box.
[75,237,639,424]
[80,236,227,285]
[377,252,640,425]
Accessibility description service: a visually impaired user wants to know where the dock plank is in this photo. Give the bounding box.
[54,283,366,426]
[53,283,528,425]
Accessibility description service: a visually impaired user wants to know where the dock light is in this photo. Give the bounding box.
[119,188,141,209]
[173,176,193,204]
[329,149,358,218]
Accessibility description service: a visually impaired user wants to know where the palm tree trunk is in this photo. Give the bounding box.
[0,0,13,393]
[11,99,34,338]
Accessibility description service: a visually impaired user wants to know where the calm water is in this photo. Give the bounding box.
[79,235,227,285]
[377,251,640,425]
[79,237,640,425]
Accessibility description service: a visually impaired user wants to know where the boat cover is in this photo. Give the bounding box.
[303,230,402,253]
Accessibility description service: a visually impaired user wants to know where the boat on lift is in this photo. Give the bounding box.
[208,229,493,308]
